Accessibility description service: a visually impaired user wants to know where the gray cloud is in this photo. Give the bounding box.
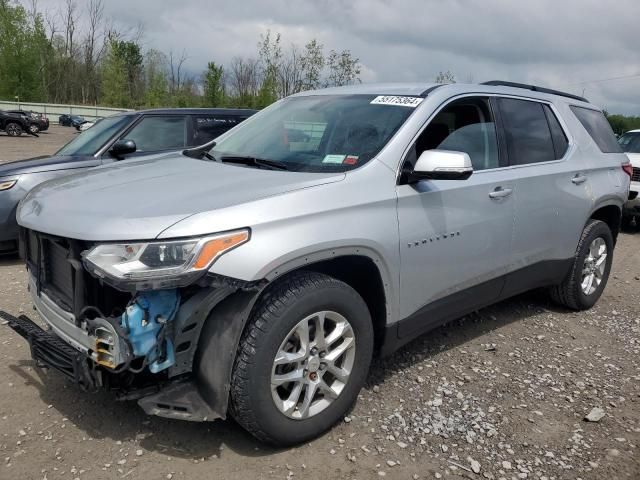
[47,0,640,114]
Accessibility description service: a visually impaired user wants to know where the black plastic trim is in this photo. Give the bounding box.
[1,311,97,391]
[381,259,573,356]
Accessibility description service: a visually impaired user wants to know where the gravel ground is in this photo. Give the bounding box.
[0,132,638,479]
[0,125,77,164]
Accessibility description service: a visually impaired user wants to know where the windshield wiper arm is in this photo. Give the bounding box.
[182,139,217,160]
[219,155,290,171]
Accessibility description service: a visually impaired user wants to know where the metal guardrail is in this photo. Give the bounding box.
[0,100,133,124]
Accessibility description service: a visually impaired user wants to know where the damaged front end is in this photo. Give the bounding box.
[2,228,260,422]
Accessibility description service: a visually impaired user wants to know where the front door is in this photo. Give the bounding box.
[396,96,516,338]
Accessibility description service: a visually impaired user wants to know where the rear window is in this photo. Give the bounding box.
[570,106,622,153]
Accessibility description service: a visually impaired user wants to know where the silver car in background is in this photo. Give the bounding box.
[2,81,631,446]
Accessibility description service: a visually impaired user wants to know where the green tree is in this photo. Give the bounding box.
[326,49,361,87]
[143,49,169,107]
[203,61,225,106]
[101,37,143,107]
[101,42,128,107]
[605,112,640,135]
[0,0,47,101]
[300,39,324,90]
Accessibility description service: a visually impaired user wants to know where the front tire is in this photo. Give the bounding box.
[230,271,373,446]
[28,123,40,134]
[5,122,22,136]
[550,219,614,310]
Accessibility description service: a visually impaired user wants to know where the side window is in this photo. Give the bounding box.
[497,98,556,165]
[570,106,622,153]
[191,115,243,146]
[543,105,569,158]
[123,116,186,152]
[413,97,500,171]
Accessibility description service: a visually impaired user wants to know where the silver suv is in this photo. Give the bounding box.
[2,81,632,446]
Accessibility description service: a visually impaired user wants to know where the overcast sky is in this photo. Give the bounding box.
[45,0,640,114]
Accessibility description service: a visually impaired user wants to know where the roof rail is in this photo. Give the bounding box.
[420,84,445,97]
[480,80,589,103]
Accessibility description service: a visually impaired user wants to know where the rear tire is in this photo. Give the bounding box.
[230,271,373,446]
[550,219,613,310]
[5,122,22,136]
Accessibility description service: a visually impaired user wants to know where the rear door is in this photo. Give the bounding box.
[496,97,591,280]
[188,114,247,146]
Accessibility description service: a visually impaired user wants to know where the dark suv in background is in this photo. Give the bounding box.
[0,110,33,137]
[7,110,49,134]
[0,108,256,252]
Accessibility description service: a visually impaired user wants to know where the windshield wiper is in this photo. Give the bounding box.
[182,139,217,160]
[219,155,290,171]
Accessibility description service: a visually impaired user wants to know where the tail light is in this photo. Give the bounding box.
[622,162,633,178]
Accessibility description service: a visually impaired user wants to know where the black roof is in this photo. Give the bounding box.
[116,107,258,117]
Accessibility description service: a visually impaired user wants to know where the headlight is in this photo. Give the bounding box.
[82,229,249,291]
[0,179,18,191]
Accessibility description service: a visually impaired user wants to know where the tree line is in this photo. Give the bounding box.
[0,0,361,109]
[604,112,640,135]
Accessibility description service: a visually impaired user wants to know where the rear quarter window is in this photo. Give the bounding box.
[570,106,622,153]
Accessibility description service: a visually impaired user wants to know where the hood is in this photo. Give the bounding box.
[18,154,345,241]
[626,152,640,167]
[0,155,98,176]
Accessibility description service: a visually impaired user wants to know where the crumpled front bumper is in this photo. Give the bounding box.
[1,309,223,421]
[1,310,97,390]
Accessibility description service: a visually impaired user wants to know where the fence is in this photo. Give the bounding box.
[0,100,133,123]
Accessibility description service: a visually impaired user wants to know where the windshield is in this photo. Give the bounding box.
[618,132,640,153]
[210,94,418,172]
[56,115,132,156]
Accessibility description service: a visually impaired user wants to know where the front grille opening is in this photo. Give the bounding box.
[22,228,131,318]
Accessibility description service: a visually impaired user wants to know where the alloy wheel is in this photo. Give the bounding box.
[271,311,356,420]
[6,124,20,136]
[581,237,607,295]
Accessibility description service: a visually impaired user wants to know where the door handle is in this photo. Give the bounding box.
[571,174,587,185]
[489,187,513,199]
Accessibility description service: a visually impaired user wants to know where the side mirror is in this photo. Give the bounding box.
[109,139,137,159]
[409,150,473,182]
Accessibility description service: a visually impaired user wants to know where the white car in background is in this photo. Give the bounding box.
[619,129,640,224]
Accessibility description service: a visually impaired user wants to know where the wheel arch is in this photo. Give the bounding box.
[589,202,622,243]
[194,250,393,419]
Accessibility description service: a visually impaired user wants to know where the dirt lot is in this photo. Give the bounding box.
[0,131,638,480]
[0,125,77,164]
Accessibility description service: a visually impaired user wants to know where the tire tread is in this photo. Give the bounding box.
[230,270,360,444]
[550,219,610,310]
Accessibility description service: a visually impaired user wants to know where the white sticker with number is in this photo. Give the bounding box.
[370,95,423,108]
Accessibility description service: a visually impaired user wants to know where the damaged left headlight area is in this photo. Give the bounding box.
[1,228,252,421]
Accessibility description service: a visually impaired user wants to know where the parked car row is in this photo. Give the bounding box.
[0,108,256,252]
[0,82,633,446]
